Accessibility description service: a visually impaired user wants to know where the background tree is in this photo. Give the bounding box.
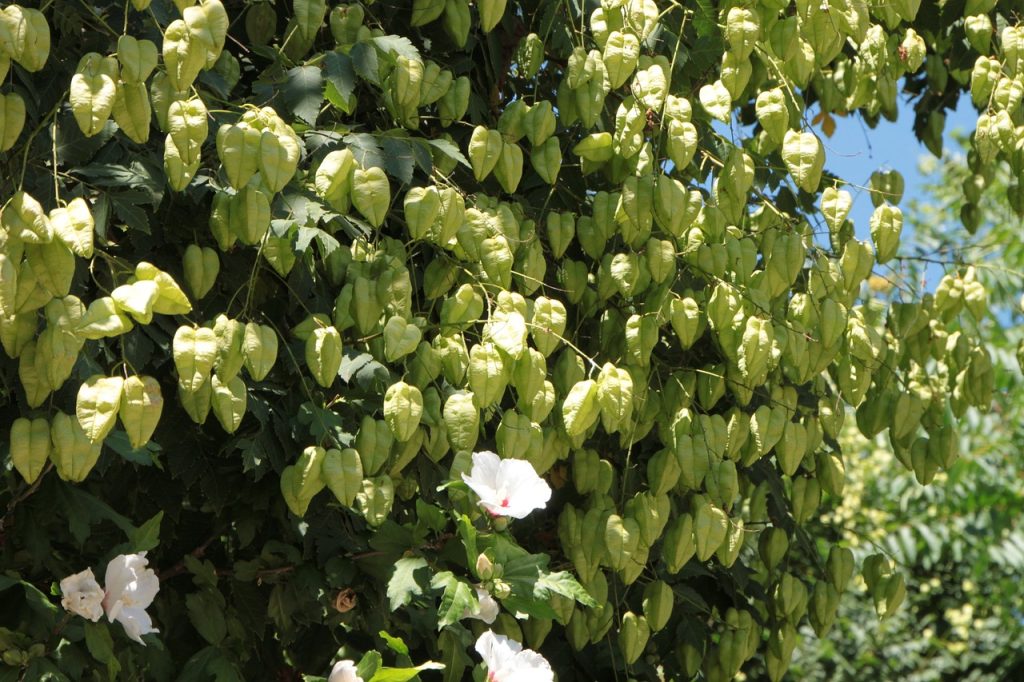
[788,136,1024,681]
[0,1,1016,681]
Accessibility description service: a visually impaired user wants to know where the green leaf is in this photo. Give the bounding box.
[344,132,385,168]
[57,485,137,544]
[693,0,717,38]
[369,663,446,682]
[283,65,324,125]
[325,79,355,114]
[267,584,293,632]
[378,630,410,656]
[184,555,219,588]
[178,647,231,682]
[23,658,71,682]
[295,226,341,258]
[430,571,476,628]
[387,557,428,611]
[84,621,121,680]
[500,552,548,583]
[456,514,478,568]
[186,590,228,645]
[427,138,471,169]
[414,499,447,534]
[500,594,557,619]
[356,651,384,681]
[324,51,356,101]
[110,191,151,234]
[72,162,163,206]
[105,431,161,467]
[372,35,421,61]
[378,136,417,184]
[55,110,117,165]
[535,570,597,607]
[296,401,352,446]
[130,510,163,552]
[438,629,473,682]
[350,42,380,84]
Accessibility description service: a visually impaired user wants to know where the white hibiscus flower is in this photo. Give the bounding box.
[102,552,160,645]
[328,659,363,682]
[461,451,551,519]
[59,568,105,622]
[475,630,554,682]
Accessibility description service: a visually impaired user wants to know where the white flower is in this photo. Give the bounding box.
[328,659,363,682]
[461,451,551,519]
[60,568,105,622]
[475,630,553,682]
[463,586,500,624]
[102,552,160,645]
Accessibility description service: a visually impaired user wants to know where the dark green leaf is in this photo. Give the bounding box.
[378,137,416,184]
[344,132,385,169]
[350,42,380,84]
[283,66,324,125]
[438,629,473,682]
[427,138,470,169]
[84,621,121,680]
[324,51,356,101]
[186,590,228,645]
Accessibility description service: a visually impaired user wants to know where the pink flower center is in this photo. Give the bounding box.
[488,673,500,682]
[500,497,510,508]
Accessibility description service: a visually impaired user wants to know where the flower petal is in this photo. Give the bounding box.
[475,630,521,672]
[497,650,555,682]
[496,458,551,518]
[328,659,363,682]
[464,587,500,624]
[462,450,503,508]
[115,605,158,645]
[59,568,105,622]
[102,552,160,644]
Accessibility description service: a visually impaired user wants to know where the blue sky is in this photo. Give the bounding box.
[712,92,977,238]
[815,92,977,234]
[713,90,977,289]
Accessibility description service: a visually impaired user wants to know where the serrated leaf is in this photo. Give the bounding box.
[350,42,380,84]
[343,132,385,169]
[427,137,471,168]
[693,0,716,37]
[324,51,356,101]
[378,136,417,184]
[535,570,597,606]
[387,557,428,611]
[430,571,475,628]
[283,66,324,125]
[372,35,421,61]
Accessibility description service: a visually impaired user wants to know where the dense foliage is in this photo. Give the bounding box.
[0,1,1015,680]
